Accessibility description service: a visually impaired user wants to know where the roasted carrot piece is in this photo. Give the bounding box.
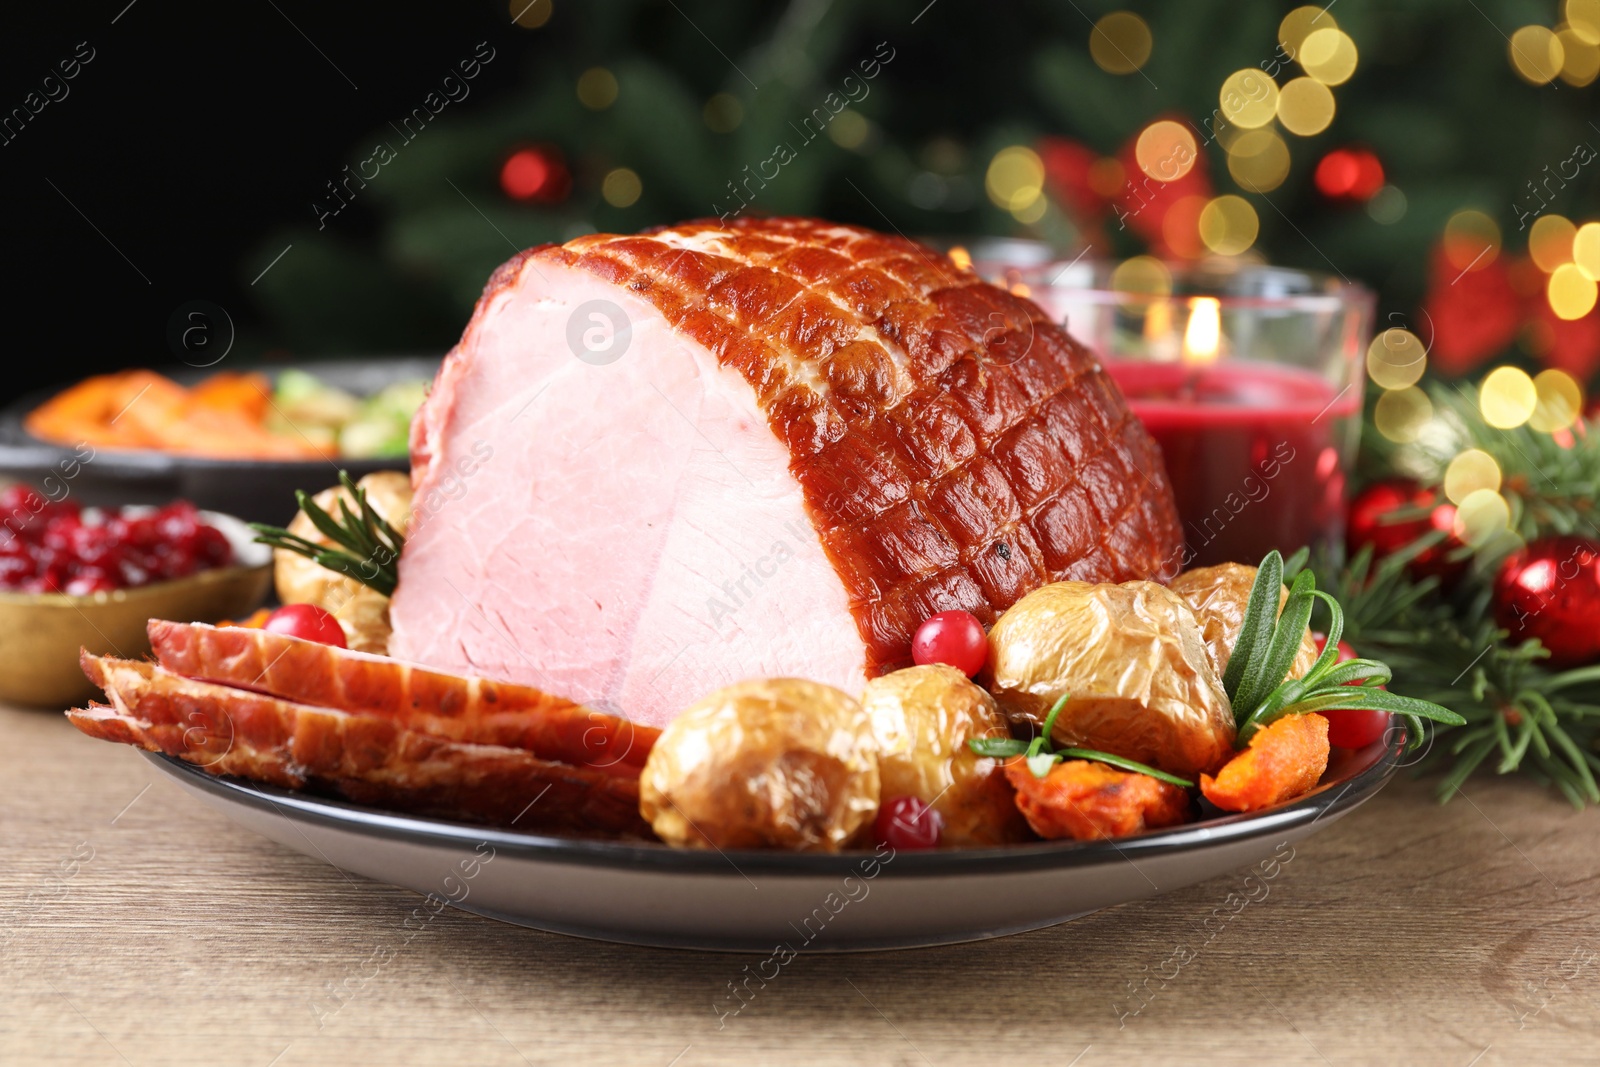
[1200,713,1330,813]
[1004,757,1192,841]
[188,371,273,422]
[23,371,161,449]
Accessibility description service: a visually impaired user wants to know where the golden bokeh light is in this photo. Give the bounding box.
[1198,196,1259,256]
[1280,6,1338,55]
[1570,0,1600,43]
[577,67,619,110]
[1455,489,1512,548]
[1219,69,1280,129]
[1479,366,1539,428]
[1226,128,1291,192]
[1374,386,1433,443]
[510,0,552,29]
[1277,77,1336,136]
[703,93,744,132]
[1161,194,1208,259]
[1528,214,1576,272]
[1366,328,1428,389]
[985,146,1046,212]
[1134,121,1198,182]
[1509,25,1565,84]
[1110,256,1173,297]
[1444,450,1503,505]
[1548,262,1599,319]
[1530,368,1585,431]
[1300,28,1359,85]
[1090,12,1154,74]
[1011,194,1049,224]
[1367,185,1408,225]
[828,110,871,149]
[947,246,972,271]
[1557,26,1600,84]
[601,167,642,207]
[1574,222,1600,280]
[1442,209,1502,272]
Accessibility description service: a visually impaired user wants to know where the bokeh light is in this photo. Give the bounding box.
[1280,6,1338,55]
[1442,209,1502,272]
[1547,262,1599,319]
[1110,256,1173,297]
[1366,185,1408,224]
[828,110,871,149]
[1226,128,1290,192]
[1574,222,1600,280]
[1219,69,1279,129]
[1479,366,1538,428]
[1570,0,1600,43]
[985,146,1045,212]
[601,167,642,207]
[1528,214,1576,272]
[1315,148,1384,200]
[1135,121,1198,182]
[1366,328,1427,389]
[1509,25,1565,84]
[577,67,619,110]
[1090,12,1154,74]
[1557,26,1600,84]
[1277,77,1336,136]
[1455,489,1512,548]
[1530,368,1584,431]
[1374,386,1433,443]
[1161,195,1208,259]
[510,0,552,29]
[1300,28,1359,85]
[499,146,566,202]
[703,93,743,132]
[1198,195,1259,255]
[1444,449,1502,504]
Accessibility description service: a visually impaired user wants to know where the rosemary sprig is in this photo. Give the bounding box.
[1226,550,1465,748]
[249,471,405,596]
[969,693,1195,788]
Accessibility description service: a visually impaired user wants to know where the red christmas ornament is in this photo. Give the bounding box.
[1314,147,1384,202]
[499,145,571,203]
[1493,536,1600,668]
[1347,479,1465,581]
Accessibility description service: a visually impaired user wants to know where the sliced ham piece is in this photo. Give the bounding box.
[391,217,1181,726]
[74,653,648,836]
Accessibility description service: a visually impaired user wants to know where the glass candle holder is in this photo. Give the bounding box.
[1001,258,1374,568]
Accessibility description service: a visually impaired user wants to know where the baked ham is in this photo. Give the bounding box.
[391,217,1181,726]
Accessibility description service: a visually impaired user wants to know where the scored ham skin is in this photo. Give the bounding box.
[392,216,1181,726]
[147,620,656,775]
[73,653,649,837]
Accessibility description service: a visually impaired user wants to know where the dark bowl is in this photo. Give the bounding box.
[0,357,439,525]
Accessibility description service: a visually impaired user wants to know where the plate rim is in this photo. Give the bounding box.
[143,729,1403,878]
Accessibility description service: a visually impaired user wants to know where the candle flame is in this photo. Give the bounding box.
[1144,299,1172,345]
[948,245,972,271]
[1183,296,1222,365]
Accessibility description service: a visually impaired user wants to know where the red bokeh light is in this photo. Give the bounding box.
[1314,148,1384,202]
[499,145,570,203]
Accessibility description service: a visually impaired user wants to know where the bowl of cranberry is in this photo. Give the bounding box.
[0,484,271,706]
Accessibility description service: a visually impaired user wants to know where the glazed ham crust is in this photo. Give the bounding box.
[407,218,1180,696]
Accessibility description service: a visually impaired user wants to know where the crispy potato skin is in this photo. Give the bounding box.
[1004,758,1191,841]
[986,580,1235,779]
[1170,563,1319,682]
[274,471,412,653]
[862,665,1032,846]
[1200,713,1331,813]
[639,679,880,851]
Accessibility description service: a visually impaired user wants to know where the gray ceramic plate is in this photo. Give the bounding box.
[141,732,1402,953]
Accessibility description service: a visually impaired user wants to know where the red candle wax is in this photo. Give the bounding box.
[1106,360,1359,568]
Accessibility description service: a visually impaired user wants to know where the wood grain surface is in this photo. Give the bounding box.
[2,701,1597,1066]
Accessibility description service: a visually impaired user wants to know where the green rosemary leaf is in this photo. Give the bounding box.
[296,489,353,548]
[249,470,404,597]
[1303,590,1345,683]
[1055,748,1195,788]
[968,737,1029,758]
[1316,658,1392,688]
[1225,549,1284,709]
[1338,687,1465,724]
[1039,692,1070,741]
[1026,752,1060,778]
[1244,570,1318,716]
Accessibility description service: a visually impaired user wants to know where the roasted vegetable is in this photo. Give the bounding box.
[862,665,1030,846]
[639,679,880,851]
[1200,712,1331,813]
[1004,757,1191,840]
[1170,562,1318,682]
[985,580,1234,779]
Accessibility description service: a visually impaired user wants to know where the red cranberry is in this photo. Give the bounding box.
[910,610,988,677]
[873,795,943,850]
[264,604,348,647]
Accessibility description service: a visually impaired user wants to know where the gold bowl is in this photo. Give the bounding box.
[0,510,271,707]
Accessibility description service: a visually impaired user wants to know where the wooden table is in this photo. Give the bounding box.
[3,702,1597,1066]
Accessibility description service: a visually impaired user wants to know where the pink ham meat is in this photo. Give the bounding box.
[391,217,1181,725]
[74,653,649,837]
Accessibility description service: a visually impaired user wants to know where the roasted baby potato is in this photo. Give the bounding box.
[274,470,412,653]
[639,678,880,851]
[1005,758,1191,841]
[985,580,1234,779]
[1169,562,1319,682]
[862,665,1031,846]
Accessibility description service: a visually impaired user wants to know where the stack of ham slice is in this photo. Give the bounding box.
[67,621,656,837]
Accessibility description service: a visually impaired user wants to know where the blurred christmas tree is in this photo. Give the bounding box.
[254,0,1600,383]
